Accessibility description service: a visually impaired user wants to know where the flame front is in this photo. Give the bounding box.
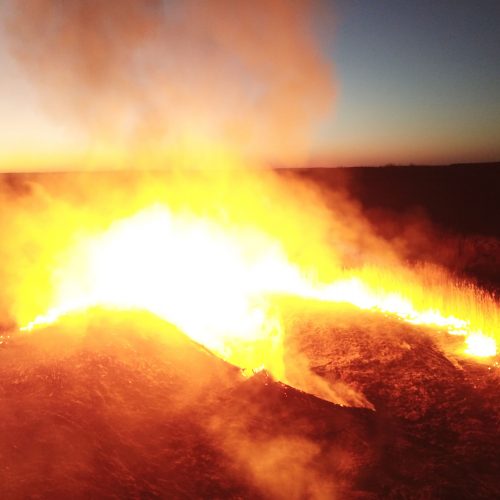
[20,182,498,378]
[23,205,302,377]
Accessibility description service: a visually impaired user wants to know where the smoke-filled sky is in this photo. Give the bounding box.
[0,0,499,170]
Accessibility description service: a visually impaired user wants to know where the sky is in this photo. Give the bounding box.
[319,0,500,166]
[0,0,499,170]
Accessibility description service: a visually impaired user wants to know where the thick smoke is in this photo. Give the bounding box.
[6,0,334,166]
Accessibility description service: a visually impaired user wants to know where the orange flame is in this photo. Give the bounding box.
[21,194,497,379]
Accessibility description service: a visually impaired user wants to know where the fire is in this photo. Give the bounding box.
[21,205,300,378]
[21,187,498,379]
[465,334,497,357]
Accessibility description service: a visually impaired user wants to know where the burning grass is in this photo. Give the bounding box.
[0,170,496,410]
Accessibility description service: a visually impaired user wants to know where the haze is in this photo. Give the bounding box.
[0,0,499,170]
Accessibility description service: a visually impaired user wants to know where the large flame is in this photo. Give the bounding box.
[19,174,498,383]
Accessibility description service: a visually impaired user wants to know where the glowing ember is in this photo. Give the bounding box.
[21,202,498,373]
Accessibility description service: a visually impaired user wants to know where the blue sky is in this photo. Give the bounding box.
[316,0,500,165]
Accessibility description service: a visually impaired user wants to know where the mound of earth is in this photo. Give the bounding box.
[1,306,498,498]
[286,300,500,498]
[0,309,397,499]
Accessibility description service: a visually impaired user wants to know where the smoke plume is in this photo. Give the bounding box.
[6,0,334,167]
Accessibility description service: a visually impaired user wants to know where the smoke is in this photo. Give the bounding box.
[363,205,500,294]
[217,432,337,499]
[5,0,334,167]
[284,349,374,409]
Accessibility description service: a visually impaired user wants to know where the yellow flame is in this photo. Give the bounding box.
[21,201,497,373]
[465,334,497,357]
